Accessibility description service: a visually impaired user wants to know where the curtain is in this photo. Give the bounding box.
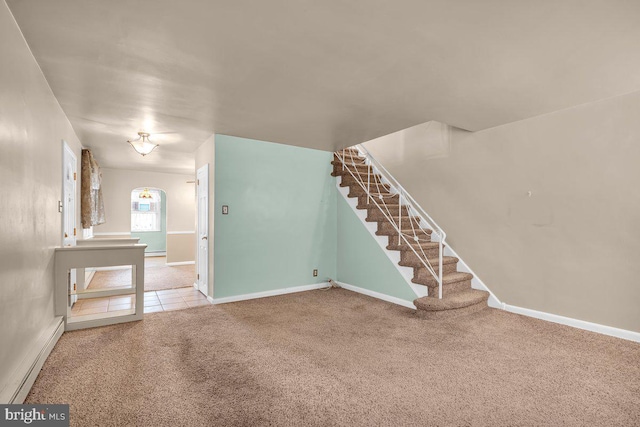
[81,149,105,228]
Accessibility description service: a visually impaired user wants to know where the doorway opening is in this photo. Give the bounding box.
[71,187,206,316]
[131,187,167,255]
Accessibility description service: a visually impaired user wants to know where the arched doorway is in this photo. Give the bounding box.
[131,187,167,255]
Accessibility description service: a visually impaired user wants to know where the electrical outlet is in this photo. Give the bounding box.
[313,269,318,277]
[222,205,229,215]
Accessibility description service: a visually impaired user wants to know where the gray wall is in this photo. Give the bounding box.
[365,92,640,333]
[0,1,83,398]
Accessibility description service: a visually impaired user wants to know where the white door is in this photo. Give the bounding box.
[62,141,77,304]
[196,164,209,297]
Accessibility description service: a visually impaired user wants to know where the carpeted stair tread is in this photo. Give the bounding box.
[364,203,407,211]
[411,255,459,266]
[386,236,436,250]
[376,227,433,237]
[358,192,396,199]
[331,160,370,168]
[413,289,489,311]
[411,271,473,287]
[366,215,420,224]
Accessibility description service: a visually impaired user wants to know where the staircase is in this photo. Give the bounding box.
[332,147,489,319]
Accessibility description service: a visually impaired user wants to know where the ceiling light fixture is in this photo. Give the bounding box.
[138,188,153,199]
[128,132,159,156]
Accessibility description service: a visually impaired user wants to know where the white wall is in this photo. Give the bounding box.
[0,1,83,401]
[365,92,640,333]
[93,168,196,262]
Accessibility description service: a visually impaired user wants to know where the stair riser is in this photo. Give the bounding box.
[400,248,442,264]
[332,164,372,176]
[346,184,391,196]
[376,219,423,235]
[386,235,434,248]
[365,205,409,216]
[425,279,472,297]
[340,174,385,185]
[413,262,458,279]
[377,229,433,244]
[357,194,400,205]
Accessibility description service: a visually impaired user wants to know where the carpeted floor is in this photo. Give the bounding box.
[26,289,640,426]
[87,256,195,291]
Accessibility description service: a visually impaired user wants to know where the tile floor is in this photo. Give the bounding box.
[70,286,210,317]
[143,287,210,313]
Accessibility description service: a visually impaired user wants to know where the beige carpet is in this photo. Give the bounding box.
[87,257,195,291]
[26,289,640,426]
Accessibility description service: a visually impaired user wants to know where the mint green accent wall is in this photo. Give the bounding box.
[336,195,417,301]
[214,135,337,298]
[132,191,167,253]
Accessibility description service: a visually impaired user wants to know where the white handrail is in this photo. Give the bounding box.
[335,147,447,299]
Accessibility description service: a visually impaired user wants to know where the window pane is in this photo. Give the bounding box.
[131,189,161,232]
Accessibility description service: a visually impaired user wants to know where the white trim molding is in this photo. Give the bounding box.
[166,231,196,235]
[336,281,415,309]
[502,303,640,343]
[0,317,64,404]
[146,251,166,257]
[166,261,195,266]
[211,282,330,305]
[93,232,131,236]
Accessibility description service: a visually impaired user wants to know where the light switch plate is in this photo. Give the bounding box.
[222,205,229,215]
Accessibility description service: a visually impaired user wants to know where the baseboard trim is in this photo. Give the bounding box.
[146,252,166,257]
[335,281,416,309]
[93,232,131,236]
[166,261,195,266]
[0,317,64,404]
[211,282,330,305]
[503,303,640,343]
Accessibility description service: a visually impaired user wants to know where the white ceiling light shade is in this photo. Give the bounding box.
[127,132,159,156]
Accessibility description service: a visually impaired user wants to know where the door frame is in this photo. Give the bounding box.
[62,140,77,247]
[196,164,209,297]
[62,140,77,305]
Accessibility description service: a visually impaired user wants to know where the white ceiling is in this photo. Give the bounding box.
[8,0,640,174]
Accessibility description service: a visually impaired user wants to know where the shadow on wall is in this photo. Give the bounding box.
[362,121,451,163]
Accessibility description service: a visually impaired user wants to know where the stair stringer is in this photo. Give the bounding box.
[336,176,428,299]
[441,244,502,308]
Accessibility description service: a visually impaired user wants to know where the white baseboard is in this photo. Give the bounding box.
[0,317,64,404]
[503,303,640,343]
[146,252,166,257]
[336,281,416,309]
[92,265,131,272]
[166,261,195,266]
[211,282,330,305]
[93,232,131,236]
